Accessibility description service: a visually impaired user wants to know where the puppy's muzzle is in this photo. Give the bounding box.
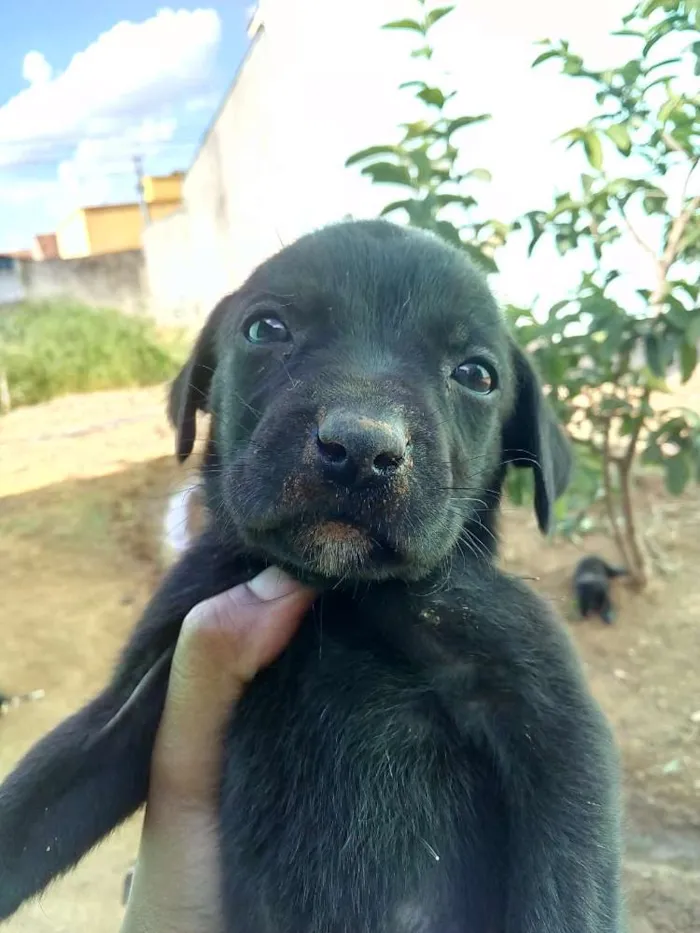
[315,409,409,488]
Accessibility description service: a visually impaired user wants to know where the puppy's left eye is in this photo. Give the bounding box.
[452,359,497,395]
[244,316,291,344]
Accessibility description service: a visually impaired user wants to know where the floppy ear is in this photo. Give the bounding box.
[168,297,231,462]
[502,344,573,534]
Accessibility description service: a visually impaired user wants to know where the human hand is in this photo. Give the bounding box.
[120,566,316,933]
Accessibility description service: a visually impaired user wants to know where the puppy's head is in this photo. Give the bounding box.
[169,220,571,582]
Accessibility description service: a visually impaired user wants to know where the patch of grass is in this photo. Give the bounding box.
[0,301,186,409]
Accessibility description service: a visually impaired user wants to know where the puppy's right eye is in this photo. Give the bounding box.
[244,316,291,344]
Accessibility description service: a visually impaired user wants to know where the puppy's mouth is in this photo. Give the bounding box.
[245,513,402,581]
[300,518,401,577]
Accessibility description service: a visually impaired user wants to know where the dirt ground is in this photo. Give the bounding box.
[1,385,699,932]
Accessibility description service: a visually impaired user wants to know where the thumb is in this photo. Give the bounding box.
[150,566,316,803]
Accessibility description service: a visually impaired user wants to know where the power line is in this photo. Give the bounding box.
[0,140,200,166]
[0,138,200,152]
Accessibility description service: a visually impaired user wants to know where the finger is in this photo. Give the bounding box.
[149,566,316,804]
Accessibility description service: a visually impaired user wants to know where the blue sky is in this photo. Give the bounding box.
[0,2,252,250]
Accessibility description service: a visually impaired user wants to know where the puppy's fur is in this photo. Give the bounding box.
[0,220,623,932]
[574,555,629,625]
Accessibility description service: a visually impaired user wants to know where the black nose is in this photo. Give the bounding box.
[316,409,408,486]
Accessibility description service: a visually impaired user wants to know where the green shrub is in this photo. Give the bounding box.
[0,301,185,409]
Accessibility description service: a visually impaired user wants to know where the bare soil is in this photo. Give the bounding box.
[1,385,698,932]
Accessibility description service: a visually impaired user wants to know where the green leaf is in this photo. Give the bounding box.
[620,60,642,84]
[532,49,560,67]
[645,333,665,377]
[555,232,578,255]
[646,57,681,75]
[604,123,632,155]
[379,199,416,217]
[345,145,401,167]
[434,193,477,210]
[461,242,498,272]
[563,55,584,75]
[550,299,572,315]
[417,86,447,108]
[463,167,492,182]
[407,147,434,183]
[643,17,678,57]
[643,74,671,95]
[664,454,691,496]
[687,312,700,345]
[360,161,414,187]
[445,114,490,134]
[680,341,698,383]
[434,221,463,247]
[583,132,604,170]
[382,18,425,33]
[426,6,455,27]
[401,120,437,140]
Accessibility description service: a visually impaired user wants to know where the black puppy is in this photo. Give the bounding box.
[0,220,623,932]
[574,555,629,625]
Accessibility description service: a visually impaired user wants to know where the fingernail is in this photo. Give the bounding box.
[246,566,303,602]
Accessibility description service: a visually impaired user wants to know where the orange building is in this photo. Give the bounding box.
[56,172,184,259]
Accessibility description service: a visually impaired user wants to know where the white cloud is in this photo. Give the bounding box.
[56,117,180,207]
[22,51,53,87]
[185,93,220,114]
[0,8,221,168]
[0,178,57,205]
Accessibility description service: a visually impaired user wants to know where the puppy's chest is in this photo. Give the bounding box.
[219,626,506,932]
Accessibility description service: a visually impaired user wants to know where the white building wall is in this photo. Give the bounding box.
[183,0,410,313]
[142,209,202,325]
[157,0,641,320]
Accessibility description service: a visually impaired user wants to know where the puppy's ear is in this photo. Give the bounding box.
[168,297,231,462]
[502,344,573,534]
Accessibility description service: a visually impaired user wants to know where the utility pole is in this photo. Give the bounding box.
[133,155,150,225]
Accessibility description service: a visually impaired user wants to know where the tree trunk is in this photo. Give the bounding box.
[602,421,632,570]
[617,460,649,589]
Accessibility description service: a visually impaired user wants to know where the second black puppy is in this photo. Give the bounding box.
[0,220,623,932]
[574,555,629,624]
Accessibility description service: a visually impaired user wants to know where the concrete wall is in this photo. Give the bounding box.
[18,250,145,314]
[142,209,203,324]
[0,260,25,305]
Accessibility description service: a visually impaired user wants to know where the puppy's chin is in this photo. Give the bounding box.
[297,521,379,580]
[243,519,413,583]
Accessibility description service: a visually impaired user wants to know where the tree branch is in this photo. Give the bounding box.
[616,457,648,587]
[680,156,699,204]
[602,418,632,568]
[662,132,688,156]
[662,194,699,270]
[660,156,699,270]
[617,202,657,259]
[622,406,646,472]
[648,188,700,313]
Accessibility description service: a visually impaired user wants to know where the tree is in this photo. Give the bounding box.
[347,0,699,587]
[516,0,699,586]
[345,1,512,273]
